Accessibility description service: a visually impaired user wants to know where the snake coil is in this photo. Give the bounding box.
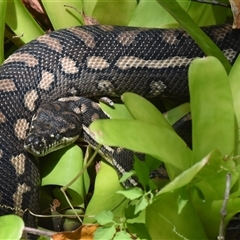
[0,24,239,235]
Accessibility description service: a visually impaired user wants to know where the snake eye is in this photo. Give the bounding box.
[25,135,45,152]
[24,135,34,146]
[32,136,45,151]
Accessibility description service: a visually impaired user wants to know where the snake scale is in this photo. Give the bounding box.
[0,23,240,235]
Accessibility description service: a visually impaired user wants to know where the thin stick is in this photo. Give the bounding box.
[24,227,55,237]
[60,144,102,223]
[218,173,231,240]
[191,0,230,8]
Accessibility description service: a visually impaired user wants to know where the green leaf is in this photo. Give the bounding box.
[194,158,238,201]
[0,215,24,239]
[129,0,228,27]
[119,171,135,183]
[40,144,89,206]
[144,154,163,172]
[129,0,176,27]
[189,57,235,163]
[122,92,172,129]
[127,222,151,240]
[177,192,188,214]
[95,210,114,225]
[194,153,238,197]
[91,0,137,25]
[0,0,6,64]
[114,231,132,240]
[156,0,231,72]
[164,103,190,126]
[100,102,134,120]
[133,156,150,189]
[146,189,208,239]
[41,1,83,30]
[135,196,149,214]
[157,150,221,195]
[5,0,44,44]
[125,204,140,220]
[229,54,240,156]
[190,190,240,239]
[61,209,83,231]
[117,188,143,200]
[94,225,116,240]
[84,161,127,224]
[90,119,192,176]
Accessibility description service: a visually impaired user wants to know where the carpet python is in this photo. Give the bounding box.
[0,24,240,235]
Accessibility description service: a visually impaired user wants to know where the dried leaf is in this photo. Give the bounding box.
[52,224,98,240]
[229,0,240,28]
[22,0,52,30]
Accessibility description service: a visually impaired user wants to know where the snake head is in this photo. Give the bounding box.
[24,101,82,156]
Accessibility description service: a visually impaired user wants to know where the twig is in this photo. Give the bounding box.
[192,0,230,8]
[24,226,55,237]
[60,144,102,223]
[218,173,231,240]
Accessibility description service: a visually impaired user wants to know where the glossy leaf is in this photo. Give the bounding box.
[91,0,136,25]
[157,150,219,195]
[191,191,240,239]
[5,0,44,44]
[100,102,133,120]
[61,208,84,231]
[145,154,163,171]
[133,157,150,189]
[146,188,208,239]
[41,1,83,30]
[40,144,89,206]
[186,2,229,26]
[122,92,173,129]
[0,0,6,64]
[194,155,237,194]
[129,0,227,27]
[124,204,140,220]
[117,187,143,200]
[114,231,132,240]
[94,225,116,240]
[129,0,177,27]
[95,210,114,225]
[164,102,190,126]
[0,215,24,239]
[135,196,149,214]
[84,161,127,224]
[195,169,238,201]
[189,57,235,163]
[90,119,192,172]
[127,222,151,240]
[229,54,240,156]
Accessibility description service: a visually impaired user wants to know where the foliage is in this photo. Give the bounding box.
[90,56,240,239]
[0,215,24,239]
[0,0,238,239]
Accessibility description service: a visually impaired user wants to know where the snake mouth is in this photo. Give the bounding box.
[24,135,79,157]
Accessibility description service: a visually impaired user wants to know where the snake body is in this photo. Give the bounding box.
[0,24,240,231]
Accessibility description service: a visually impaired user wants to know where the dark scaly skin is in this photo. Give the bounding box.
[24,96,139,186]
[0,24,240,231]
